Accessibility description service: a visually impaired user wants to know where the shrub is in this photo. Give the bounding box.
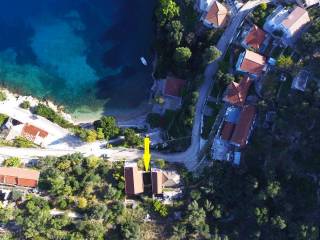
[0,114,8,126]
[153,200,168,217]
[20,100,31,109]
[2,157,22,167]
[35,104,73,129]
[0,91,7,101]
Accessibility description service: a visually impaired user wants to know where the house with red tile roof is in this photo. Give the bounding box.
[202,1,229,28]
[236,50,267,78]
[220,121,236,141]
[124,162,144,196]
[0,167,40,188]
[5,122,49,146]
[152,76,186,114]
[223,77,253,106]
[124,162,181,198]
[230,105,256,148]
[241,25,267,51]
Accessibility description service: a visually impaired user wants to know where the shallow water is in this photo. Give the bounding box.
[0,0,155,116]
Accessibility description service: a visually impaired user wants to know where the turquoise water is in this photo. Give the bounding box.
[0,0,155,115]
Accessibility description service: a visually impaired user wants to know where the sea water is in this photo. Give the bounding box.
[0,0,155,118]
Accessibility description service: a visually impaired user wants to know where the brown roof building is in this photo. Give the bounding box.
[242,25,267,50]
[236,50,267,77]
[223,77,253,106]
[164,77,186,98]
[124,163,144,196]
[220,121,236,141]
[22,124,48,141]
[0,167,40,188]
[203,1,228,28]
[230,105,256,147]
[151,169,181,195]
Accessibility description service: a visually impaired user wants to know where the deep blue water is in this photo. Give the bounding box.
[0,0,155,114]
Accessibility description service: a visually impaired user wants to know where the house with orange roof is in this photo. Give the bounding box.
[0,167,40,188]
[223,76,253,107]
[236,50,267,78]
[124,162,181,200]
[4,121,48,146]
[152,76,186,115]
[264,6,310,44]
[241,25,268,52]
[230,105,256,148]
[202,1,229,28]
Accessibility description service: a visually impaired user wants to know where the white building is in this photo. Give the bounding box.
[264,6,310,45]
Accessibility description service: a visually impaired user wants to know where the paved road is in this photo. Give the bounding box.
[0,0,268,169]
[153,0,269,170]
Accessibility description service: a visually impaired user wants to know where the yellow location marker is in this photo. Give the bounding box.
[143,137,151,171]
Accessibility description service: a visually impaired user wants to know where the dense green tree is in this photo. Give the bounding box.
[20,100,31,109]
[271,215,287,230]
[267,181,281,198]
[120,219,141,240]
[203,46,221,65]
[254,207,269,225]
[2,157,22,167]
[174,47,192,64]
[94,116,119,139]
[277,55,293,69]
[156,0,180,26]
[0,91,7,101]
[123,128,143,147]
[166,20,184,46]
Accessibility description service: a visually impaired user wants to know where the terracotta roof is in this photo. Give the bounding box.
[281,7,310,35]
[231,105,256,147]
[223,77,253,106]
[205,1,228,27]
[124,164,144,195]
[151,170,163,195]
[220,121,235,141]
[239,50,266,75]
[164,77,186,97]
[0,167,40,181]
[244,25,266,49]
[21,124,48,140]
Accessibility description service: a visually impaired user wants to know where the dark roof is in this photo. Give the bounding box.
[220,121,235,141]
[164,77,186,97]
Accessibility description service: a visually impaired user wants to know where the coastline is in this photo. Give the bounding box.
[0,87,151,127]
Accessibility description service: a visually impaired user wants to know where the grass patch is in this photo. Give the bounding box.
[201,104,222,139]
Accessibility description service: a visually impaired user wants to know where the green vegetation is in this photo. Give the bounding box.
[2,157,22,167]
[298,18,320,55]
[0,113,8,126]
[202,45,221,66]
[0,91,7,101]
[174,47,192,64]
[20,100,31,109]
[34,104,73,129]
[277,55,293,69]
[123,128,143,148]
[93,116,120,139]
[251,3,275,27]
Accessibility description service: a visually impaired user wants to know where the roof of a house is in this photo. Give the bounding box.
[124,164,144,195]
[164,77,186,97]
[281,6,310,35]
[231,105,256,147]
[244,25,266,49]
[220,121,235,141]
[21,124,48,140]
[0,167,40,180]
[151,170,163,195]
[205,1,228,27]
[162,170,180,187]
[223,77,253,106]
[239,50,266,75]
